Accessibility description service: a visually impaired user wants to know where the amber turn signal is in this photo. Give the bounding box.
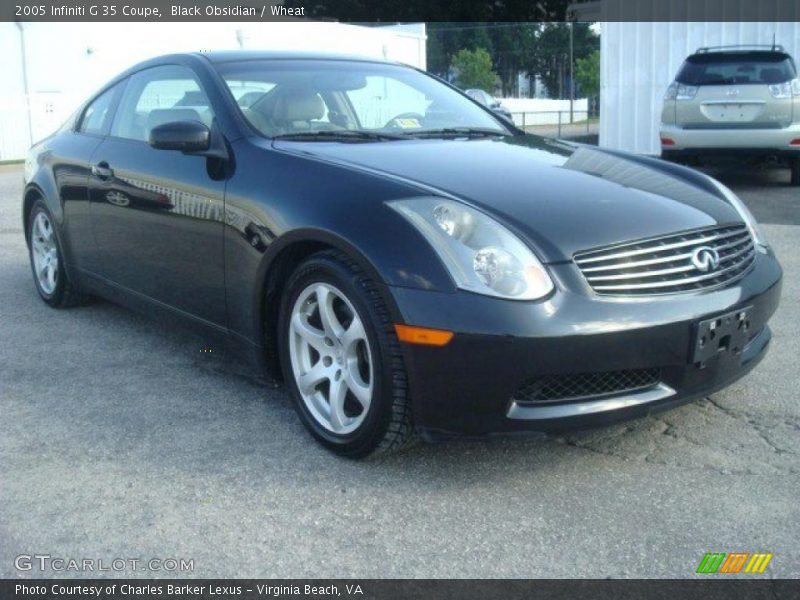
[394,324,454,346]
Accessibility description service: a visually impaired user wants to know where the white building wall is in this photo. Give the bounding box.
[0,22,426,161]
[600,21,800,155]
[0,25,30,160]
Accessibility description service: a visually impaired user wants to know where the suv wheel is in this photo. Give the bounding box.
[790,158,800,186]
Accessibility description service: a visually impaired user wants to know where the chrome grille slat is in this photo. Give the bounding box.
[592,250,754,291]
[587,263,696,282]
[717,242,756,263]
[586,240,755,282]
[574,225,755,296]
[712,235,752,254]
[580,233,751,274]
[574,227,747,264]
[580,250,696,272]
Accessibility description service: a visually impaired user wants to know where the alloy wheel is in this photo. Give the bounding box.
[288,282,374,435]
[30,212,59,295]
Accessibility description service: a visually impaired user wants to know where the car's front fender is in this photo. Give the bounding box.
[222,138,458,346]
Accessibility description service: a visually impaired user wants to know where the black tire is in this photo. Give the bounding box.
[27,199,86,308]
[277,250,414,458]
[790,158,800,186]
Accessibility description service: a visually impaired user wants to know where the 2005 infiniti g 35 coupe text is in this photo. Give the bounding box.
[23,52,782,457]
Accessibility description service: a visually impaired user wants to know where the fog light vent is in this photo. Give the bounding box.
[512,368,662,404]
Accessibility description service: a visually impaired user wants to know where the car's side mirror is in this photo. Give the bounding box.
[149,120,210,153]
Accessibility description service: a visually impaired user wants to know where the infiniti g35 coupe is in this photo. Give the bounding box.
[23,52,782,457]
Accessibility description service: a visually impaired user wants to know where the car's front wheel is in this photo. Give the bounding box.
[278,250,414,458]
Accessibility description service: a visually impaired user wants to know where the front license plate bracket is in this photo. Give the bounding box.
[692,307,753,366]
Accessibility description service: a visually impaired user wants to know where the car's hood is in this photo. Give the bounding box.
[273,135,742,262]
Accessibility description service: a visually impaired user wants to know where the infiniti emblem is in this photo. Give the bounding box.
[691,246,720,272]
[726,89,740,97]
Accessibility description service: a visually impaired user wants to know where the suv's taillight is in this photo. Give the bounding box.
[768,78,800,98]
[664,82,698,101]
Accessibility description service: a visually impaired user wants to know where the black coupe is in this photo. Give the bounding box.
[23,52,782,457]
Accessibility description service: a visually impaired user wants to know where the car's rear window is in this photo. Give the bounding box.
[676,52,797,85]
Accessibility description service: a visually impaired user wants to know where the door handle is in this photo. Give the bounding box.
[91,162,113,179]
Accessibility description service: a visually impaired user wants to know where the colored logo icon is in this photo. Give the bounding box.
[696,552,773,574]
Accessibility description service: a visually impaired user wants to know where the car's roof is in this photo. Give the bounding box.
[89,50,416,106]
[686,50,792,62]
[193,50,393,65]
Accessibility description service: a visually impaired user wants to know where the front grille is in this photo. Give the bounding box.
[574,224,755,296]
[512,368,661,405]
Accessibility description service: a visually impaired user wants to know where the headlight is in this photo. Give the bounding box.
[705,177,767,247]
[388,197,554,300]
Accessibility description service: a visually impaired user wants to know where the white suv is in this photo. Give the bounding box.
[660,45,800,185]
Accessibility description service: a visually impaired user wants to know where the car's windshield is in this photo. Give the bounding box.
[676,52,797,85]
[216,59,509,139]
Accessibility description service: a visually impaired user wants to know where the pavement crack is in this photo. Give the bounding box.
[704,396,796,457]
[553,435,628,460]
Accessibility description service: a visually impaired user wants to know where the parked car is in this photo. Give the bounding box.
[465,88,514,122]
[660,44,800,185]
[24,52,782,457]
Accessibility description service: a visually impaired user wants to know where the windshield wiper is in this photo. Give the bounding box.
[398,127,512,139]
[272,130,406,142]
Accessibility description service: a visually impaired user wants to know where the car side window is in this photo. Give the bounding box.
[77,85,119,135]
[110,65,214,142]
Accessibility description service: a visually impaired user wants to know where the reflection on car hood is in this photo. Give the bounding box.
[273,135,742,262]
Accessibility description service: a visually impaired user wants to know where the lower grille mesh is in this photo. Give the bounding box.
[512,368,661,404]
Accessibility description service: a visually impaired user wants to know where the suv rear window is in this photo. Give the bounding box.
[676,52,797,85]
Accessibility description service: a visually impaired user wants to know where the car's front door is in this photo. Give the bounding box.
[88,64,227,326]
[50,82,124,274]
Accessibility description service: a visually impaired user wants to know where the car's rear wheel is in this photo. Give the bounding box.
[27,199,85,308]
[278,250,414,458]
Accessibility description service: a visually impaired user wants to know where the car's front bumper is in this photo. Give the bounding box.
[387,248,783,440]
[660,123,800,156]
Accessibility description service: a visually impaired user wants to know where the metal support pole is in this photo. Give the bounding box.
[558,111,562,137]
[569,21,574,124]
[15,22,34,148]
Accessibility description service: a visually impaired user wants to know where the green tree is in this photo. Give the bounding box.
[427,24,494,79]
[575,49,600,97]
[526,22,599,99]
[451,47,498,92]
[485,23,540,96]
[427,23,540,96]
[427,22,598,98]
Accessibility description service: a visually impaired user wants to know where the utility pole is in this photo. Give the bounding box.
[16,21,34,148]
[569,20,574,123]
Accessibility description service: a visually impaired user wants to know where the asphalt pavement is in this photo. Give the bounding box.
[0,162,798,578]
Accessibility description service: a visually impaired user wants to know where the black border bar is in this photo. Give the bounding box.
[2,579,800,600]
[3,0,800,22]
